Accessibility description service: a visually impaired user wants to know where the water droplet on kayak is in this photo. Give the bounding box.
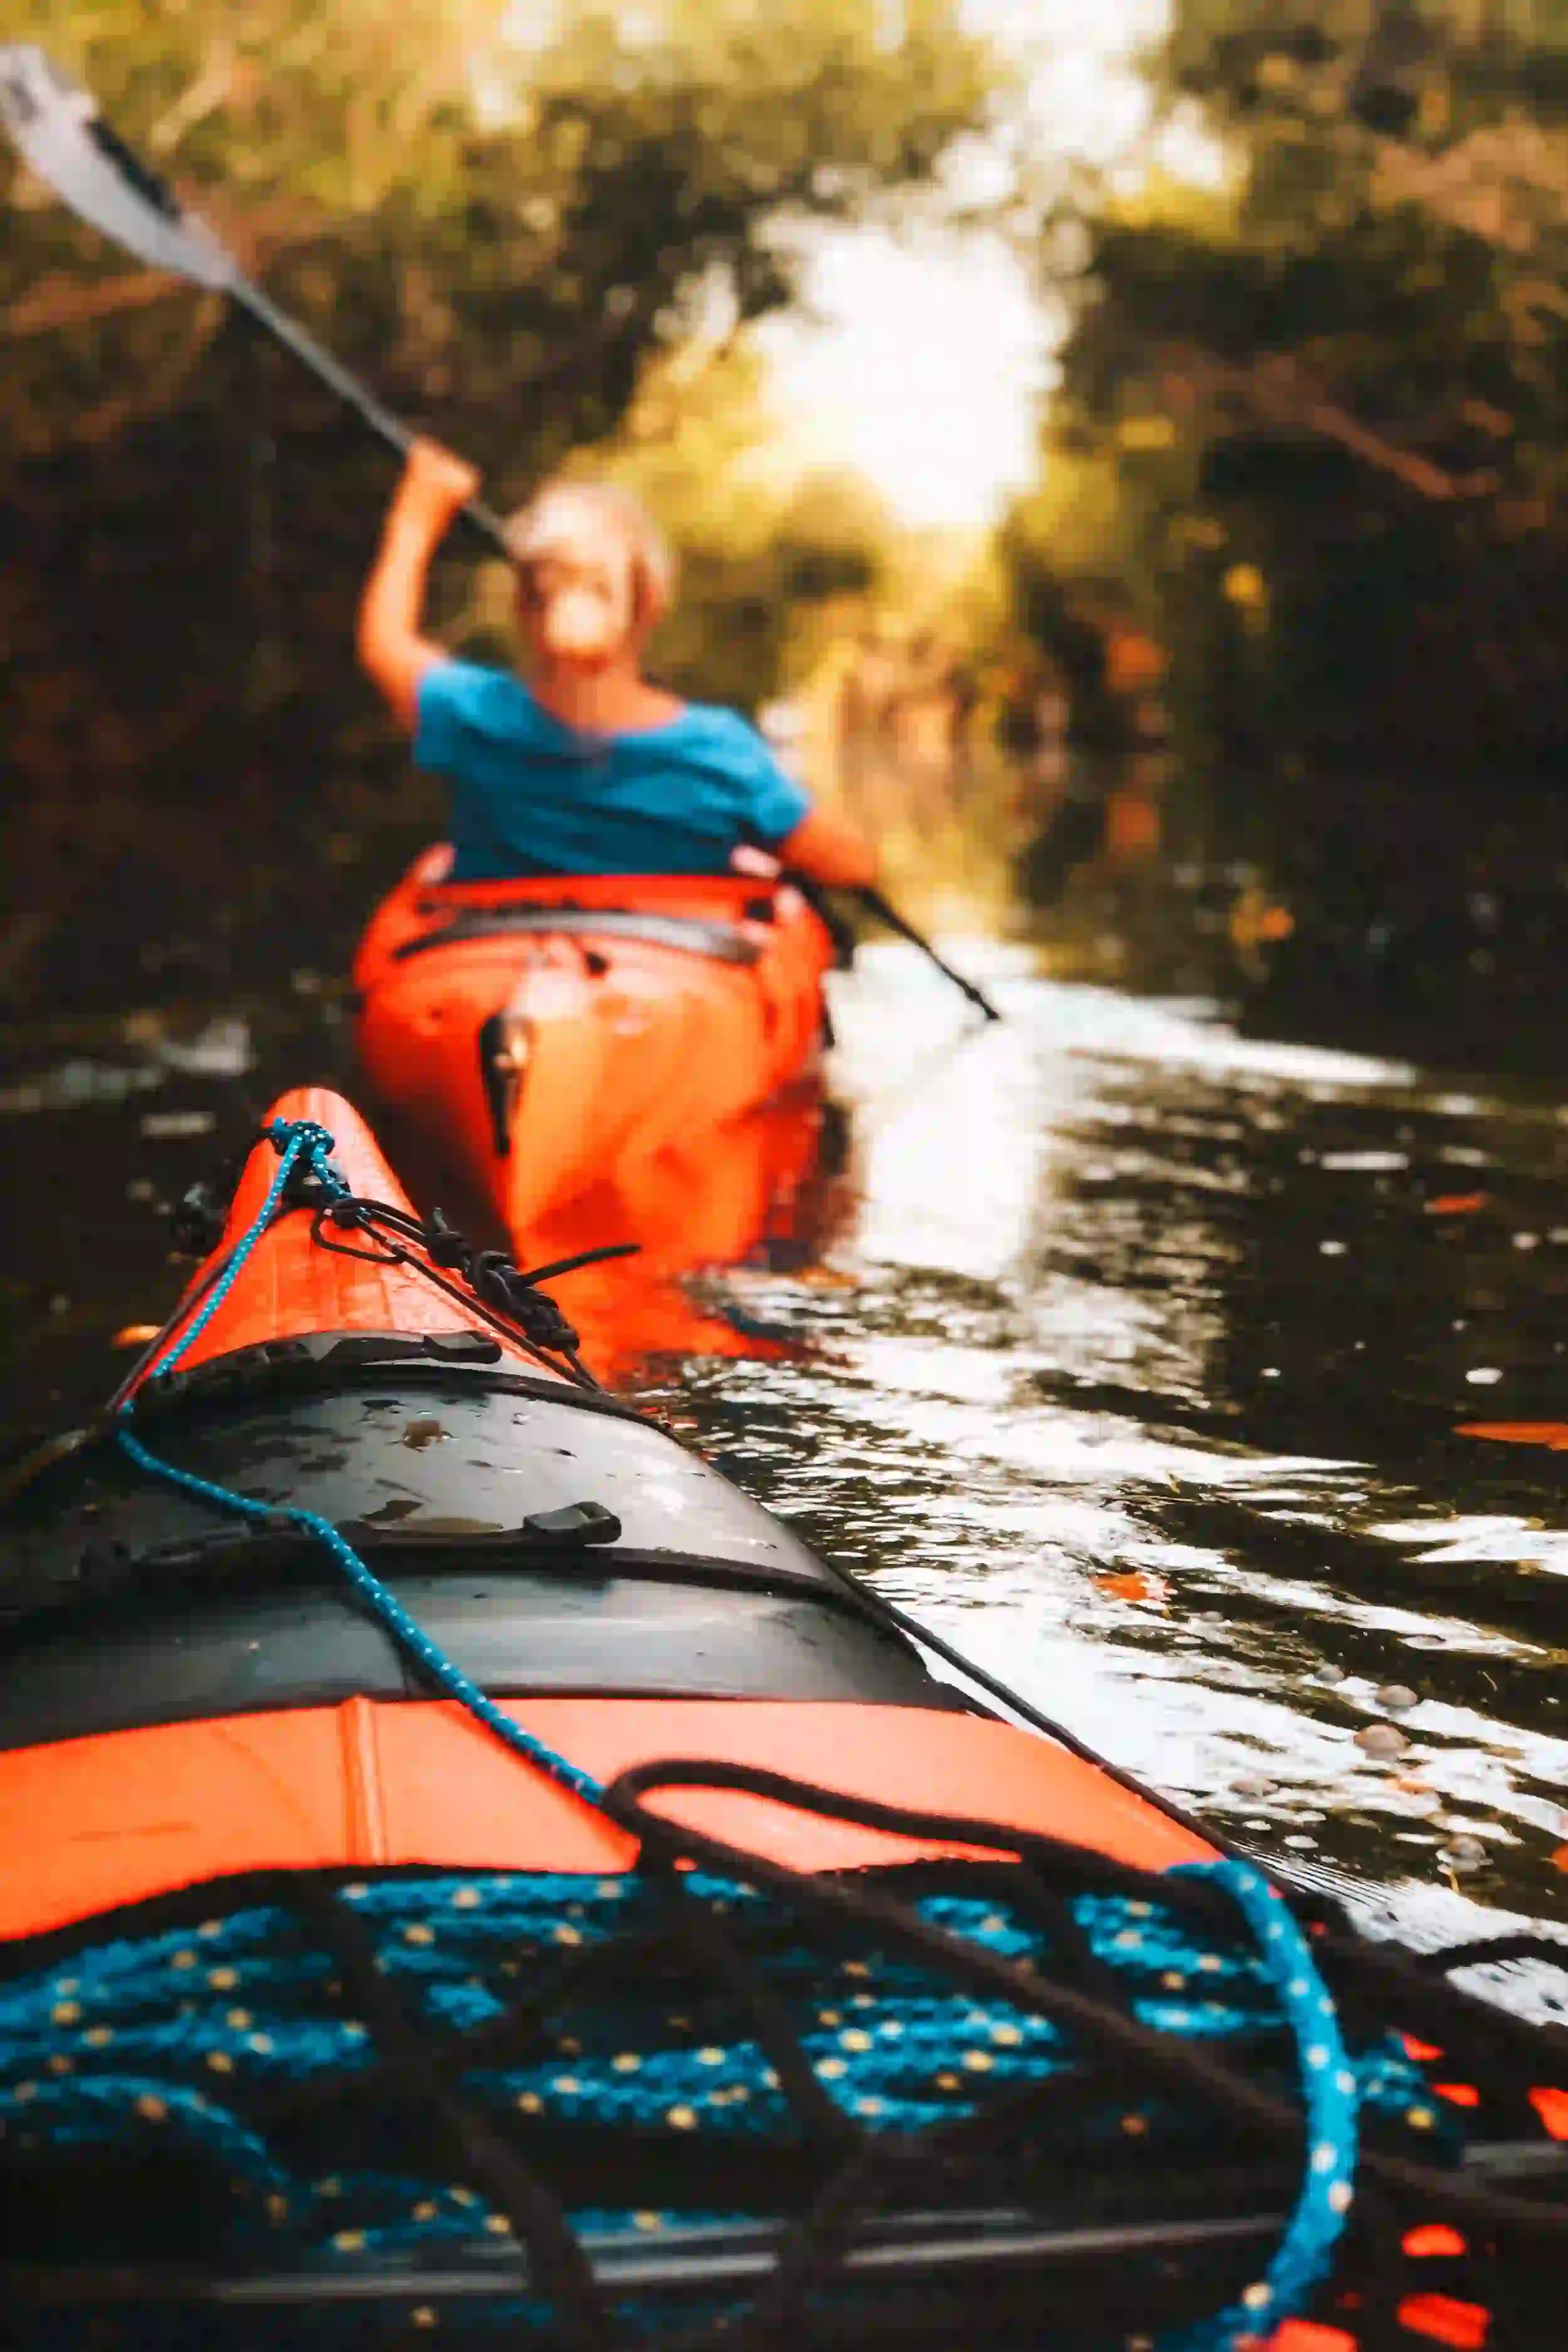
[400,1419,450,1451]
[1315,1664,1346,1685]
[1376,1685,1418,1713]
[1355,1723,1409,1758]
[1465,1367,1503,1385]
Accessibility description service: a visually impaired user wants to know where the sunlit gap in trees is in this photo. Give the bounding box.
[759,0,1223,529]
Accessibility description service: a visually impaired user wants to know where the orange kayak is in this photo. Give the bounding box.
[2,1090,1563,2346]
[352,850,837,1254]
[512,1072,855,1379]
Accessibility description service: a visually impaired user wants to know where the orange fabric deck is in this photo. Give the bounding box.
[133,1084,561,1385]
[0,1696,1214,1942]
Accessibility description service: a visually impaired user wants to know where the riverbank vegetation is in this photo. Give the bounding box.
[1000,4,1568,1046]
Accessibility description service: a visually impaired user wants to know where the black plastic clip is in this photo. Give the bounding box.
[520,1500,622,1545]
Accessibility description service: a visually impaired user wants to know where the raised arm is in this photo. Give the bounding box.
[357,438,482,733]
[776,802,879,889]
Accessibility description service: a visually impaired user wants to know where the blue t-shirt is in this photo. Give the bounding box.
[413,660,812,881]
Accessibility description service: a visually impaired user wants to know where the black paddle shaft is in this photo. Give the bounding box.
[230,278,514,554]
[856,887,1003,1022]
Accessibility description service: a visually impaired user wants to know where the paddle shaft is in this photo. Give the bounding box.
[856,887,1002,1022]
[231,280,513,556]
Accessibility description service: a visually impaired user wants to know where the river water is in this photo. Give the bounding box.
[6,936,1568,1988]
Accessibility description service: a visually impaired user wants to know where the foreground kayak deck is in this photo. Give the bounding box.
[0,1090,1207,1932]
[2,1093,1566,2348]
[353,855,837,1250]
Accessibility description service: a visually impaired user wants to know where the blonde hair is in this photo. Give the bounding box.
[506,477,676,632]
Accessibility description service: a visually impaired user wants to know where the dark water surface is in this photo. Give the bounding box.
[6,941,1568,1984]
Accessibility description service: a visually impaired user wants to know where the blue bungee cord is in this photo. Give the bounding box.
[105,1115,1359,2340]
[115,1117,605,1810]
[1165,1858,1359,2349]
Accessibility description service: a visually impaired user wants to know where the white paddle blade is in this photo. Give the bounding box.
[0,45,236,289]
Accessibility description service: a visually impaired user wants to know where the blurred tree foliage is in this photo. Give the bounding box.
[0,0,1001,1003]
[1009,1,1568,813]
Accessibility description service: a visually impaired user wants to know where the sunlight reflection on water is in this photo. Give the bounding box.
[682,945,1568,1968]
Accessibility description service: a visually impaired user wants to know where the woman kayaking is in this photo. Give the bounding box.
[357,437,878,888]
